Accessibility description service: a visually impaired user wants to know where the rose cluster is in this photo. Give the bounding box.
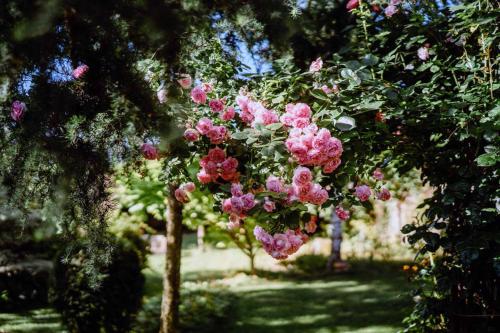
[290,167,329,205]
[197,147,239,184]
[254,226,308,260]
[222,183,256,226]
[282,103,343,173]
[193,118,229,144]
[174,182,196,203]
[235,94,279,128]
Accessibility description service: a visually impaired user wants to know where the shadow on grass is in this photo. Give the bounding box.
[0,309,66,333]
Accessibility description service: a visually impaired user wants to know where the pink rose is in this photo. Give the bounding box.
[273,234,291,253]
[323,159,341,174]
[222,198,233,213]
[182,182,196,193]
[263,198,276,212]
[183,128,200,142]
[177,74,192,89]
[141,143,159,160]
[239,110,254,124]
[266,175,284,193]
[11,101,26,122]
[207,125,227,144]
[309,57,323,72]
[373,168,384,181]
[209,99,225,113]
[289,142,309,159]
[335,206,350,221]
[385,4,397,17]
[195,118,213,135]
[220,107,235,121]
[236,95,250,113]
[325,138,343,158]
[286,231,304,254]
[304,124,319,135]
[72,64,89,79]
[292,117,310,129]
[346,0,359,11]
[190,86,207,104]
[222,158,238,175]
[355,185,372,202]
[321,85,333,94]
[417,46,429,61]
[197,170,213,184]
[230,196,244,213]
[312,128,331,150]
[230,183,244,197]
[294,183,312,202]
[293,103,312,118]
[305,220,317,233]
[174,188,189,203]
[241,193,256,210]
[293,166,313,185]
[201,82,213,93]
[308,184,328,205]
[208,147,226,163]
[377,187,391,201]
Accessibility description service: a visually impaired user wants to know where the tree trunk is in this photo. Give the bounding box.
[160,187,183,333]
[197,225,205,252]
[327,210,343,271]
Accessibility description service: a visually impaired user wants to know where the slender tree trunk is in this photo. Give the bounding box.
[327,210,343,271]
[197,225,205,252]
[160,187,183,333]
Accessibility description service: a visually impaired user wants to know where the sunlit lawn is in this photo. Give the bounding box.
[1,234,413,333]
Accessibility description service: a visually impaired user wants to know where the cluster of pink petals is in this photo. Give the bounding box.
[183,128,200,142]
[254,226,308,260]
[11,101,26,122]
[263,197,276,212]
[220,106,235,121]
[177,74,192,89]
[305,217,318,233]
[174,182,196,203]
[280,102,312,129]
[385,0,400,17]
[197,147,238,183]
[372,168,384,181]
[355,185,372,202]
[377,187,391,201]
[321,84,339,95]
[418,46,430,61]
[309,57,323,72]
[190,86,207,104]
[222,183,256,223]
[285,118,343,173]
[141,143,159,160]
[235,94,279,127]
[346,0,359,11]
[291,167,329,205]
[72,64,89,79]
[208,99,225,113]
[157,88,167,104]
[335,206,350,221]
[195,118,228,144]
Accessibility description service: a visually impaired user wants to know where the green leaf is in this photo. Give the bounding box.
[231,131,249,140]
[358,100,385,110]
[476,153,498,167]
[266,123,283,131]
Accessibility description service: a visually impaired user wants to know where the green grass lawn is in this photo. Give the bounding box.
[1,235,413,333]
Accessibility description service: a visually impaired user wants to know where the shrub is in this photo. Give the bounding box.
[53,236,145,333]
[133,283,235,333]
[292,254,328,274]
